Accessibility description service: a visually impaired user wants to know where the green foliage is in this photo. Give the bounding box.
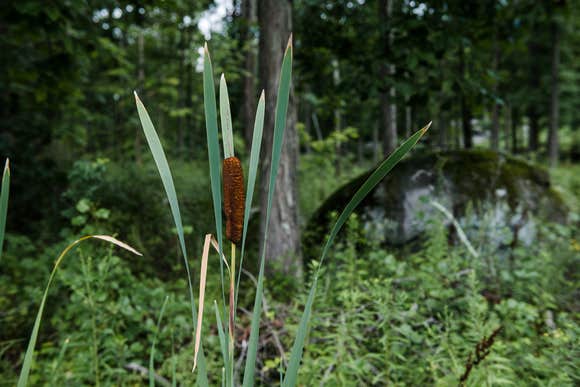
[1,172,577,386]
[291,215,578,386]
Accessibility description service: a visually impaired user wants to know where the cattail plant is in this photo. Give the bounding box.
[134,35,430,387]
[222,156,245,245]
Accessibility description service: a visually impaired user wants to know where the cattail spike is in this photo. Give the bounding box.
[223,157,245,244]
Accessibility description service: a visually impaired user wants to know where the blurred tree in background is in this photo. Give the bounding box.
[1,0,578,258]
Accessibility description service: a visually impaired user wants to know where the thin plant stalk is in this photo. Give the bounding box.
[228,242,236,385]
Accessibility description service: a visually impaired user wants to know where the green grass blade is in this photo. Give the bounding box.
[171,329,176,387]
[49,337,70,385]
[203,44,226,312]
[220,74,235,158]
[150,295,169,387]
[235,91,265,309]
[135,93,209,385]
[214,301,228,369]
[18,236,142,387]
[243,37,293,387]
[0,159,10,261]
[282,122,431,387]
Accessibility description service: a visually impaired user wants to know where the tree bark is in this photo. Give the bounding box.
[459,45,473,149]
[405,104,411,138]
[258,0,301,276]
[527,38,541,153]
[528,106,539,153]
[437,109,446,149]
[504,103,512,151]
[491,38,500,151]
[332,58,342,176]
[241,0,258,148]
[511,107,519,154]
[548,18,560,167]
[379,0,397,154]
[135,29,144,165]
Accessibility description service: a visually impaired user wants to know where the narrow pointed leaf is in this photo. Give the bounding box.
[135,93,209,385]
[243,37,293,387]
[203,44,227,312]
[235,91,265,307]
[220,74,235,158]
[282,122,431,387]
[213,301,229,378]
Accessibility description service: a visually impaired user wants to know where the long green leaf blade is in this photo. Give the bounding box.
[203,44,226,312]
[243,36,293,387]
[0,159,9,261]
[214,301,228,368]
[135,93,209,385]
[282,122,431,387]
[150,295,169,387]
[18,236,142,387]
[235,91,265,308]
[220,74,235,158]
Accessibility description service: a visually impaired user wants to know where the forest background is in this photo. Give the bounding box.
[0,0,578,385]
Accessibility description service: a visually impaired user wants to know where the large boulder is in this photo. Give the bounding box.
[303,150,568,259]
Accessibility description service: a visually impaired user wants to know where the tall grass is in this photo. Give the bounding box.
[135,36,429,386]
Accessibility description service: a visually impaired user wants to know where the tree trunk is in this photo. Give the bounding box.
[405,104,411,138]
[379,0,397,154]
[437,109,446,149]
[258,0,301,276]
[491,38,500,151]
[372,122,380,163]
[461,99,473,149]
[511,107,519,154]
[332,58,342,176]
[135,29,144,165]
[241,0,258,148]
[527,38,541,153]
[548,18,560,167]
[528,106,539,153]
[459,45,473,149]
[504,103,512,151]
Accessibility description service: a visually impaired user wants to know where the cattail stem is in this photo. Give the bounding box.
[228,242,236,385]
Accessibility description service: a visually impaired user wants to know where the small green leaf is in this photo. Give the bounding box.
[76,198,91,214]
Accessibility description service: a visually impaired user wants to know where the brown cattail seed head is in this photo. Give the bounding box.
[223,157,245,244]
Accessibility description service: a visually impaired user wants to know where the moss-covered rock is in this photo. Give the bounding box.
[303,150,568,262]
